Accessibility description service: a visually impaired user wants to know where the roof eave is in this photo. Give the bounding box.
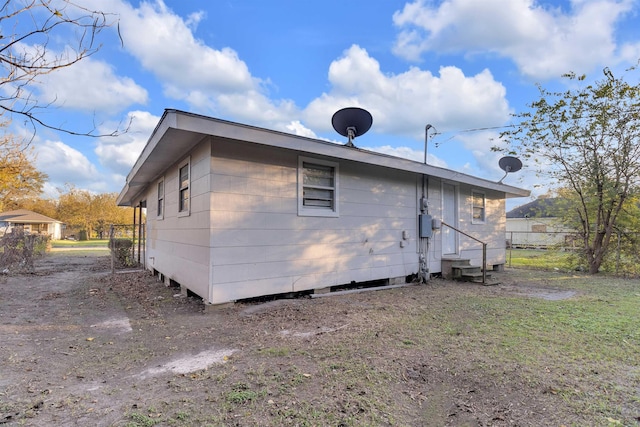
[117,109,531,206]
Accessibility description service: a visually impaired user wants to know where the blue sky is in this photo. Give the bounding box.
[7,0,640,207]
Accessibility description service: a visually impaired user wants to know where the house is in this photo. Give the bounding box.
[506,198,574,248]
[117,109,530,306]
[0,209,63,240]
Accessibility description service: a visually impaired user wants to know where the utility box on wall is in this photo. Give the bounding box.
[419,214,433,238]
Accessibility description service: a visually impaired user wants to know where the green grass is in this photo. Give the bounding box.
[393,272,640,424]
[506,248,576,269]
[223,383,265,404]
[106,268,639,426]
[126,412,162,427]
[51,239,109,248]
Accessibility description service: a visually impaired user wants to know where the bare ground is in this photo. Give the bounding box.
[0,253,637,426]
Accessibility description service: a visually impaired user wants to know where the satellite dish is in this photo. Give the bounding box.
[331,107,373,147]
[498,156,523,183]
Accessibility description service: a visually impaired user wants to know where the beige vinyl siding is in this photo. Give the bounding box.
[145,140,212,299]
[456,185,506,268]
[209,138,418,303]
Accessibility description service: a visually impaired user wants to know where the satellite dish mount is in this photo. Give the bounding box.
[498,156,523,183]
[332,107,373,147]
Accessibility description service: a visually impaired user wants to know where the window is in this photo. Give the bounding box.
[531,224,547,233]
[298,157,339,217]
[179,162,190,214]
[157,179,164,219]
[472,191,485,223]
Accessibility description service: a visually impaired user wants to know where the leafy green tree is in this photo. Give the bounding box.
[499,67,640,274]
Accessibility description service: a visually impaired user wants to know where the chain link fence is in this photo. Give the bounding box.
[506,230,640,276]
[506,231,578,249]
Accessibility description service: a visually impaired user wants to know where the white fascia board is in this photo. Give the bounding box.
[118,109,530,206]
[117,111,176,206]
[172,111,530,198]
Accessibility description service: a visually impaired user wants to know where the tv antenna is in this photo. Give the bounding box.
[497,156,523,183]
[331,107,373,147]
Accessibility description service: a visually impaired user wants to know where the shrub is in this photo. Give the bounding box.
[109,238,135,267]
[0,228,49,273]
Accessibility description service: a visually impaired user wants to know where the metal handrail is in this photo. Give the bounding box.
[440,221,487,284]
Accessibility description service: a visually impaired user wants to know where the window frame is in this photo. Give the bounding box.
[156,178,165,220]
[178,158,190,217]
[471,190,486,224]
[298,156,339,217]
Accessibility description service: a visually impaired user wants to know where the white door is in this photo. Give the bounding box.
[442,183,458,255]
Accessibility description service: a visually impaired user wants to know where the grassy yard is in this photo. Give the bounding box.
[3,254,638,426]
[116,270,640,426]
[507,248,577,269]
[51,239,109,248]
[50,239,109,256]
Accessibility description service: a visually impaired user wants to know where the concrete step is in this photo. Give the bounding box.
[449,259,471,267]
[452,265,481,279]
[460,271,500,286]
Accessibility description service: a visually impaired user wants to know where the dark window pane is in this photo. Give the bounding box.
[179,188,190,212]
[180,165,189,189]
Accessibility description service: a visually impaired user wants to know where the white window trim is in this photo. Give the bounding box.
[471,190,486,224]
[178,158,191,217]
[298,156,339,217]
[157,177,165,220]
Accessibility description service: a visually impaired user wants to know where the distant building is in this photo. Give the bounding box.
[0,209,63,240]
[506,198,574,248]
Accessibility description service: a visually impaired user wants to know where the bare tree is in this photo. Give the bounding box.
[0,0,126,137]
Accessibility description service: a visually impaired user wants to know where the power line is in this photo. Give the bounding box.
[433,107,640,147]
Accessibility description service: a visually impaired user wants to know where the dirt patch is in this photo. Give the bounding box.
[500,285,578,301]
[90,317,133,333]
[137,348,237,378]
[0,254,635,426]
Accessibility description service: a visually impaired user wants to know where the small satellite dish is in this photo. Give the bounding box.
[498,156,523,183]
[331,107,373,147]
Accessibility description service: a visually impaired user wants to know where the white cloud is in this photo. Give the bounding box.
[94,110,160,176]
[303,45,511,138]
[393,0,635,79]
[43,53,148,113]
[12,42,147,114]
[454,131,510,181]
[285,121,319,138]
[619,42,640,64]
[362,145,448,168]
[86,0,302,127]
[185,10,206,30]
[216,92,300,126]
[112,2,253,96]
[36,140,100,185]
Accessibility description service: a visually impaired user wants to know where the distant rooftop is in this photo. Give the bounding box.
[506,198,560,219]
[0,209,61,224]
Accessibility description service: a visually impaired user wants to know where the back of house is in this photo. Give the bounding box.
[118,110,529,306]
